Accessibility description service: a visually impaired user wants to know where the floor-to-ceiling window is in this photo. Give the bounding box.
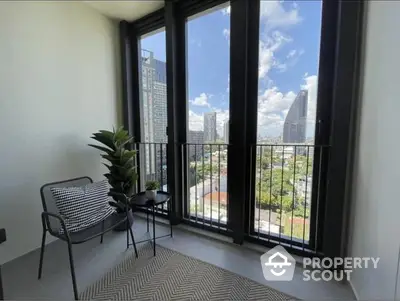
[138,29,168,192]
[252,0,323,246]
[127,0,357,257]
[185,4,231,228]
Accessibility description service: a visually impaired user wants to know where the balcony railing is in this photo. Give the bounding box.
[183,143,229,231]
[250,144,329,251]
[135,142,329,251]
[135,142,168,215]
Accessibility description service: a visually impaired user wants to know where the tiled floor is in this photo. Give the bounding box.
[2,217,355,300]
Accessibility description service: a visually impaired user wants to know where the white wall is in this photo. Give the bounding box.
[0,2,122,264]
[349,1,400,300]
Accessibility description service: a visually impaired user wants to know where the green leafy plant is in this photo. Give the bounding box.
[88,126,137,211]
[145,181,159,191]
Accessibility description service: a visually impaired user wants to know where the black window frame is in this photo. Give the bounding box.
[180,0,232,234]
[121,0,365,258]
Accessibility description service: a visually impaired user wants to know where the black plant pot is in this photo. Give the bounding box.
[113,209,134,231]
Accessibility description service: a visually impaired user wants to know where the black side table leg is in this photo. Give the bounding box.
[152,205,156,256]
[169,201,173,237]
[146,209,149,232]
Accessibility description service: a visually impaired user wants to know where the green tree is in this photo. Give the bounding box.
[256,169,297,212]
[287,155,313,178]
[258,147,280,170]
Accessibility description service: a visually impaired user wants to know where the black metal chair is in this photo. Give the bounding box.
[38,176,138,300]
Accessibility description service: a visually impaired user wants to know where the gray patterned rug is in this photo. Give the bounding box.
[80,243,293,300]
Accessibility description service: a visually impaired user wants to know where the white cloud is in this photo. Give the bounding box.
[257,0,303,79]
[223,28,230,40]
[220,0,310,138]
[222,0,301,28]
[301,75,318,137]
[190,93,211,108]
[215,110,230,137]
[287,49,297,58]
[276,63,288,72]
[222,6,231,15]
[258,31,291,78]
[260,0,302,29]
[257,74,318,138]
[257,87,296,137]
[223,1,301,79]
[259,43,274,79]
[275,49,304,72]
[188,109,229,138]
[188,78,318,139]
[258,87,297,116]
[188,110,203,131]
[301,74,318,124]
[189,38,202,47]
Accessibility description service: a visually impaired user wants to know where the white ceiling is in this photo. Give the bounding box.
[84,1,165,22]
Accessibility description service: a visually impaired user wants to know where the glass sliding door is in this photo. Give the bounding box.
[138,29,168,193]
[184,3,231,228]
[253,0,323,246]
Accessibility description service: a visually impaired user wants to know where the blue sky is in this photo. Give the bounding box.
[141,0,322,138]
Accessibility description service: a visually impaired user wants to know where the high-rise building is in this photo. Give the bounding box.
[140,49,167,182]
[189,130,204,144]
[141,50,167,144]
[188,130,204,161]
[283,90,308,144]
[204,112,217,142]
[153,59,167,143]
[224,120,229,143]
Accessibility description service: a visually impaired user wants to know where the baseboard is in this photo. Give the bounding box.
[348,279,360,300]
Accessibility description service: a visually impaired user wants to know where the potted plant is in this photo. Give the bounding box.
[145,181,159,200]
[88,126,137,231]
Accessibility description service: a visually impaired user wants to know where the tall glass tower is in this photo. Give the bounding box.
[204,112,217,143]
[283,90,308,143]
[140,49,167,181]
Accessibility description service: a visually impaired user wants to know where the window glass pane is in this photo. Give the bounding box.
[186,4,230,225]
[254,0,323,242]
[139,29,168,192]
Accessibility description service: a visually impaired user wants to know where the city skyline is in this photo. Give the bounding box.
[141,0,322,140]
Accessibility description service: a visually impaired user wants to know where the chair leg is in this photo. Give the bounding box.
[100,221,104,244]
[37,230,46,279]
[67,241,79,300]
[153,205,156,256]
[126,218,129,249]
[146,209,149,232]
[169,201,173,238]
[129,226,138,258]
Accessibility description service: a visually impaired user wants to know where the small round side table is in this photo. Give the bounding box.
[130,191,173,256]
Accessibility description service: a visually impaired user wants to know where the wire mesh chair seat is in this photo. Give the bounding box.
[37,176,137,300]
[53,213,127,244]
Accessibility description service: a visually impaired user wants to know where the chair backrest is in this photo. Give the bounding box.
[40,176,93,233]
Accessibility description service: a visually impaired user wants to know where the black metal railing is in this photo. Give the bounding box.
[182,143,229,231]
[134,142,328,251]
[135,142,168,215]
[249,144,329,252]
